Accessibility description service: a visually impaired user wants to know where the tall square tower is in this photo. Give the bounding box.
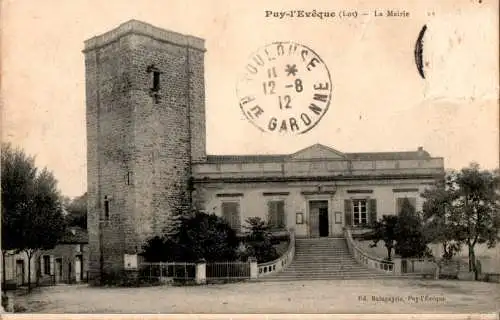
[83,20,206,283]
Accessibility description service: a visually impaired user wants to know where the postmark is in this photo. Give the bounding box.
[414,24,427,79]
[237,42,333,134]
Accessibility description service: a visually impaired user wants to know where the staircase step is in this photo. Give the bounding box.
[259,237,411,282]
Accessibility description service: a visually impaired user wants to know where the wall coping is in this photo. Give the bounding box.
[83,19,205,53]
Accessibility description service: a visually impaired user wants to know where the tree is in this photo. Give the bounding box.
[1,143,66,289]
[369,199,430,260]
[453,164,500,278]
[243,217,278,263]
[395,198,430,258]
[66,192,87,229]
[142,210,239,262]
[369,215,399,260]
[422,164,500,279]
[422,174,463,260]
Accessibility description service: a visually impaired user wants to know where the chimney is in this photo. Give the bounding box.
[417,146,425,157]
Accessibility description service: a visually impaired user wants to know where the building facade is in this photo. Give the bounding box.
[84,20,445,283]
[2,227,89,287]
[192,144,444,238]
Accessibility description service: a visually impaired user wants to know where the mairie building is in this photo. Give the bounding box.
[84,20,445,283]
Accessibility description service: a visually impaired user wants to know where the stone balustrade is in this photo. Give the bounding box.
[344,227,396,275]
[192,158,444,181]
[257,229,295,277]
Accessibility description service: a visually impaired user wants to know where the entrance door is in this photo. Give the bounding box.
[15,260,25,286]
[319,207,329,237]
[55,258,62,283]
[309,200,329,237]
[75,256,82,283]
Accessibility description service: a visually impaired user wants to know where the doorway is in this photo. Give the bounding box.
[68,262,72,284]
[55,258,62,283]
[75,255,83,283]
[309,200,329,237]
[15,260,25,286]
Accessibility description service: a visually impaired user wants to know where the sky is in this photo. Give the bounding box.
[1,0,498,198]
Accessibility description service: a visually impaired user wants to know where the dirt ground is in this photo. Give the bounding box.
[13,278,500,314]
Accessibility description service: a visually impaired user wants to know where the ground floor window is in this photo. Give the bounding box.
[267,200,285,229]
[352,199,367,226]
[396,197,417,215]
[221,201,241,232]
[344,198,377,226]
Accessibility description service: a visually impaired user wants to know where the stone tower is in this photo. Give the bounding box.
[84,20,206,283]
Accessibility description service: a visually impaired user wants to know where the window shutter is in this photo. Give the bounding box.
[396,198,404,215]
[369,199,377,225]
[267,201,276,228]
[344,199,352,226]
[39,255,43,276]
[222,203,229,223]
[233,203,241,233]
[50,255,55,276]
[409,197,417,212]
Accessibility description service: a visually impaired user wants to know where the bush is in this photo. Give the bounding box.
[99,270,158,287]
[142,210,239,263]
[13,304,27,313]
[2,291,9,311]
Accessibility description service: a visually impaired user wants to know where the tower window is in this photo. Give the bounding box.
[152,71,160,92]
[147,64,161,92]
[126,171,132,185]
[104,196,110,220]
[147,64,162,104]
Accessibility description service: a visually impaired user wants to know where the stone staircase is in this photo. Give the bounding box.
[261,237,403,281]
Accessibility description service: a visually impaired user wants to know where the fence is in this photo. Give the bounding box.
[139,262,196,283]
[135,230,296,284]
[206,261,250,281]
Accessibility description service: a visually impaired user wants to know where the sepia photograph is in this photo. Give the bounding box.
[1,0,499,317]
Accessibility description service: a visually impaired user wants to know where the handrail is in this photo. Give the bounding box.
[344,227,395,274]
[257,228,295,277]
[344,227,439,278]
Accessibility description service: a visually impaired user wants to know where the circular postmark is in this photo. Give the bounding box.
[237,42,332,134]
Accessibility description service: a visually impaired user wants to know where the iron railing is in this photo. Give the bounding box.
[139,262,196,282]
[206,261,250,280]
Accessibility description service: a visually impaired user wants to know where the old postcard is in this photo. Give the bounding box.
[1,0,499,318]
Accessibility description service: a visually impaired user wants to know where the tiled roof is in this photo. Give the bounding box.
[345,151,431,161]
[59,227,88,244]
[205,155,287,163]
[204,145,432,164]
